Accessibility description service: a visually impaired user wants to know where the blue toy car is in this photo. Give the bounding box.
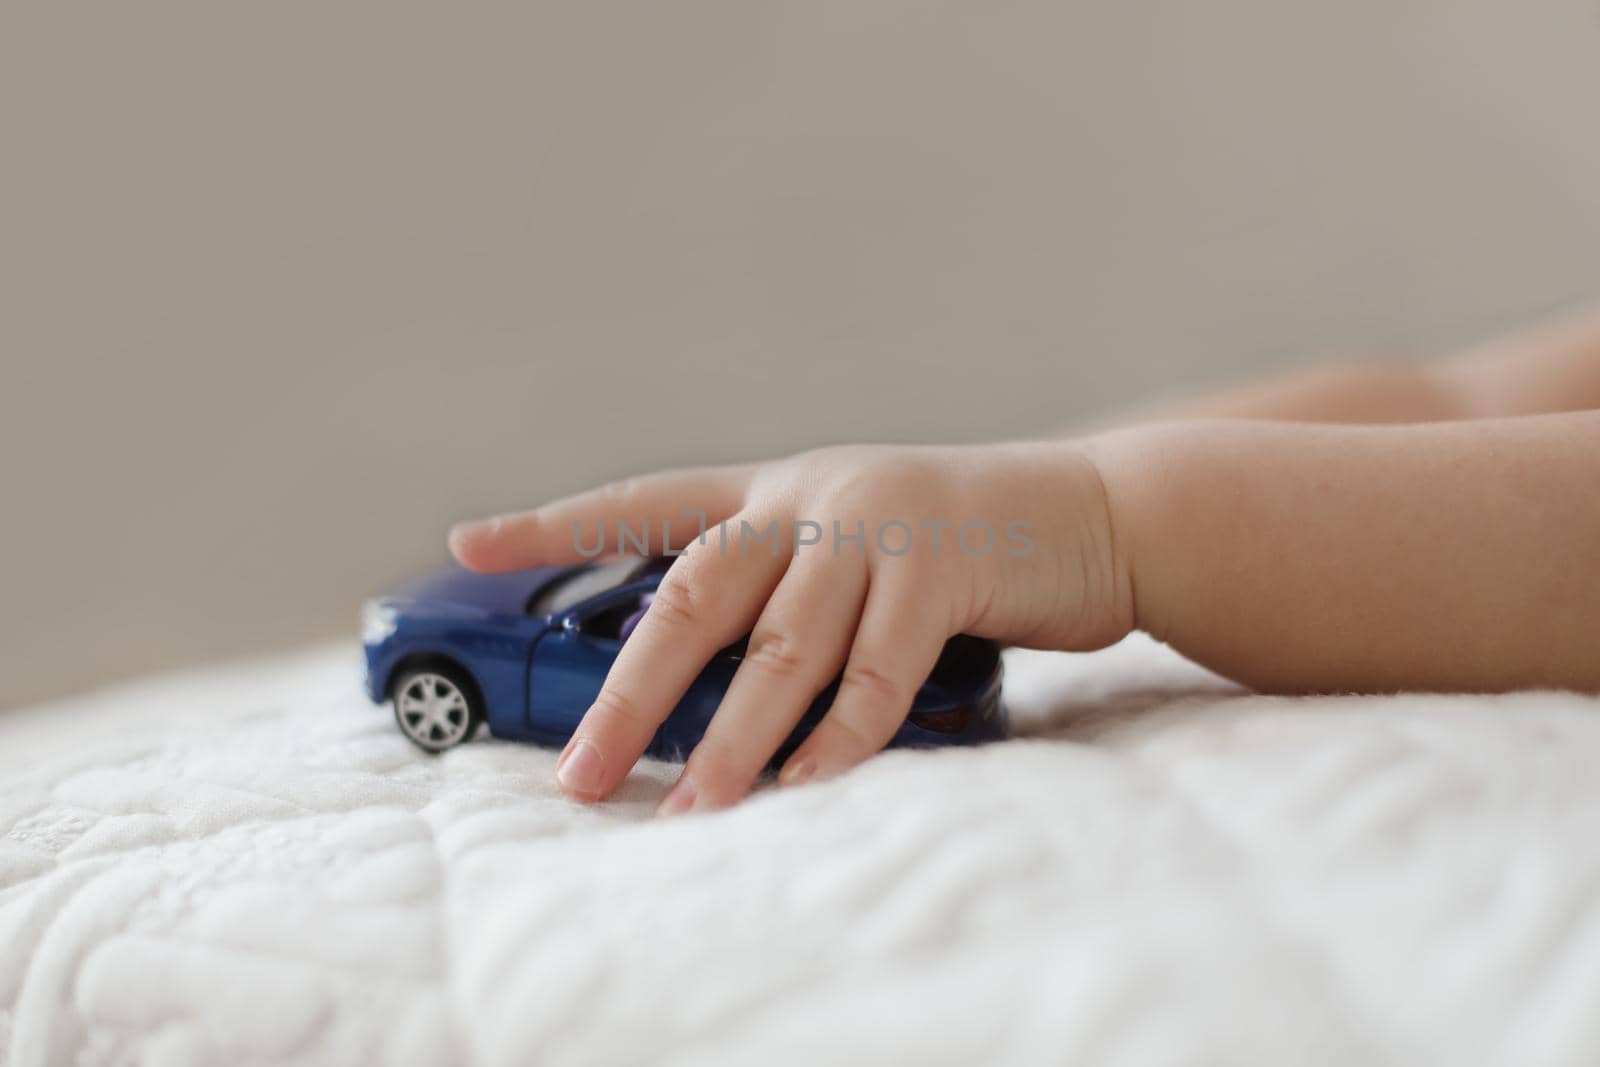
[361,557,1005,761]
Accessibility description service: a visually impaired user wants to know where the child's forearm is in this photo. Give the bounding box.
[1122,360,1465,425]
[1088,412,1600,693]
[1448,300,1600,417]
[1110,300,1600,427]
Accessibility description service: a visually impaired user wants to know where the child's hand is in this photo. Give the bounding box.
[449,442,1131,813]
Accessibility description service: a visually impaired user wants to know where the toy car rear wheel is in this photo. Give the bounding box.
[392,666,481,753]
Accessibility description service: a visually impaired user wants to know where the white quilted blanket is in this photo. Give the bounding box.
[4,637,1599,1067]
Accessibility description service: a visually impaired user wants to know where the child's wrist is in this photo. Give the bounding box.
[1076,428,1160,644]
[1001,436,1139,650]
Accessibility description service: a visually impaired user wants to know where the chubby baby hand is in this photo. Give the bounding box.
[449,441,1130,813]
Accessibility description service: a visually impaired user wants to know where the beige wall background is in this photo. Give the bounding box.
[4,2,1599,708]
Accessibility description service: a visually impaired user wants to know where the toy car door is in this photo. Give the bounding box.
[525,587,644,740]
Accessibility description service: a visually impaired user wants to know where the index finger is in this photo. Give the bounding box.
[449,463,754,573]
[554,519,791,801]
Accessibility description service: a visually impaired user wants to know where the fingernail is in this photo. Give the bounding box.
[556,739,605,799]
[656,777,697,817]
[778,757,816,788]
[448,522,483,557]
[450,515,509,548]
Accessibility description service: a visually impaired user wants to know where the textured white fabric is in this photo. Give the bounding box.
[3,637,1600,1066]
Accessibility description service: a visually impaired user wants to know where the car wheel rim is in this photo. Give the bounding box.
[396,673,472,748]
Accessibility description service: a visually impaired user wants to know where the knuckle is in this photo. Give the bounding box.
[840,661,912,709]
[823,706,889,755]
[648,574,705,630]
[744,629,808,680]
[820,469,888,513]
[687,731,746,778]
[588,687,654,733]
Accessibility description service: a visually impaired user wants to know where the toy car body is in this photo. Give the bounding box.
[362,557,1005,761]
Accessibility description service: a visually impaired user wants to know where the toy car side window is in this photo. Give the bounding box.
[576,599,637,642]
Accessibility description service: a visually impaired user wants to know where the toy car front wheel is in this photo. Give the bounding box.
[392,667,481,753]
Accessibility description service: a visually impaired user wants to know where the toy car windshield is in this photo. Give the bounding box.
[526,556,670,616]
